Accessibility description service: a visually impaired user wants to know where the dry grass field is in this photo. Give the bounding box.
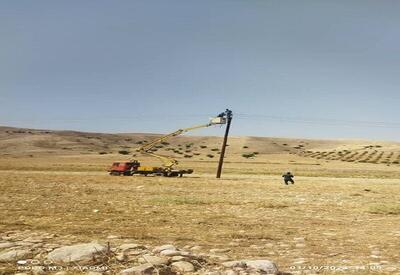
[0,127,399,274]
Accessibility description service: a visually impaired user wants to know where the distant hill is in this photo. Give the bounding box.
[1,126,399,166]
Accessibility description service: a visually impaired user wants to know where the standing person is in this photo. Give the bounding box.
[282,171,294,185]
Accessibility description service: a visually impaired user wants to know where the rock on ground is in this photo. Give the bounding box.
[222,259,278,274]
[0,248,31,262]
[222,261,246,268]
[153,244,176,253]
[160,249,182,256]
[47,242,107,263]
[119,263,154,275]
[244,260,278,273]
[170,255,186,262]
[139,255,168,265]
[171,261,195,272]
[210,248,231,253]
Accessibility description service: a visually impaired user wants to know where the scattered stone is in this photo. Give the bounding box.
[116,253,126,262]
[160,249,182,256]
[139,255,168,265]
[222,259,278,273]
[171,255,186,262]
[0,231,288,274]
[171,261,195,272]
[245,260,278,273]
[222,261,246,268]
[210,248,231,253]
[119,243,147,257]
[119,263,154,275]
[0,248,31,262]
[47,242,107,263]
[153,244,176,253]
[107,235,120,239]
[209,254,230,262]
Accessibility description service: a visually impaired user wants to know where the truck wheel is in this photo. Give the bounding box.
[166,172,179,177]
[110,171,121,176]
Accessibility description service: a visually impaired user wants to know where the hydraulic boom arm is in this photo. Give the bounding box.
[133,114,227,169]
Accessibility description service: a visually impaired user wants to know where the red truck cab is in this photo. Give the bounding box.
[109,161,140,176]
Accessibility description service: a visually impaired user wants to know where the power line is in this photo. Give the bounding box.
[234,113,400,129]
[2,112,400,129]
[1,114,215,123]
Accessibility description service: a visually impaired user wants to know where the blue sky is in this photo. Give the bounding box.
[1,0,399,140]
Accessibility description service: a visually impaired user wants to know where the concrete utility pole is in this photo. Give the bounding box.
[216,109,233,178]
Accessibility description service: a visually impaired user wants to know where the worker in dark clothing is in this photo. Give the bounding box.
[282,172,294,185]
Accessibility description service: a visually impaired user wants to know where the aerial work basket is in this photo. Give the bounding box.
[210,116,226,125]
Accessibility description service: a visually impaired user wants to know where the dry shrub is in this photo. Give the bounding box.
[242,153,255,158]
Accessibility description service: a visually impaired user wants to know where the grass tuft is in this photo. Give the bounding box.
[149,196,212,205]
[367,203,400,215]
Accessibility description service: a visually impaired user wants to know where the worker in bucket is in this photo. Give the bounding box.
[282,171,295,185]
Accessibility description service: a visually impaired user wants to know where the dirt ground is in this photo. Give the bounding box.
[1,154,399,274]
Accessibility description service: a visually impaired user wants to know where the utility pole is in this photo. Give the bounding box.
[216,109,232,178]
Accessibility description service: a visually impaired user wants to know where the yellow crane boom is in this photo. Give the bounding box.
[133,115,227,169]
